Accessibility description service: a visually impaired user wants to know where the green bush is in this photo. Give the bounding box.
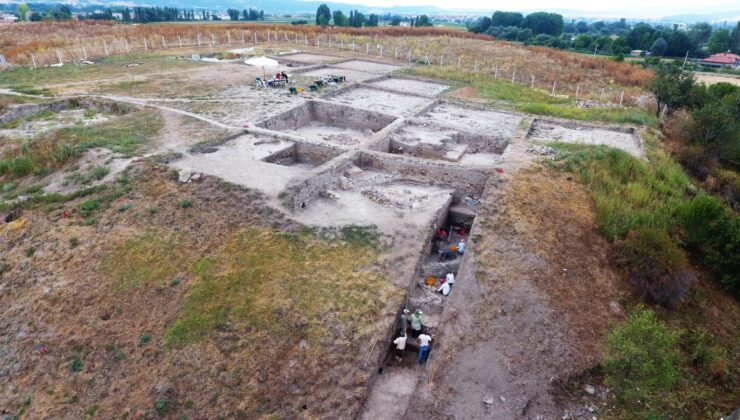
[617,227,694,307]
[604,307,681,414]
[679,195,740,295]
[69,353,83,372]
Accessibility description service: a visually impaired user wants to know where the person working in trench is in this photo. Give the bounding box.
[417,333,432,365]
[392,333,407,361]
[437,272,455,296]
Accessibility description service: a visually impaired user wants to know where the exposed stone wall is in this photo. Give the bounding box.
[355,151,490,200]
[257,100,396,133]
[281,152,356,212]
[0,97,137,125]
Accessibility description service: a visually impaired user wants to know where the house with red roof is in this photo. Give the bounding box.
[700,53,740,69]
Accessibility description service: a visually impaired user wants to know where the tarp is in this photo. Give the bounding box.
[244,56,278,67]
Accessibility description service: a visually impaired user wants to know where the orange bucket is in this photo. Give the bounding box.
[425,276,436,286]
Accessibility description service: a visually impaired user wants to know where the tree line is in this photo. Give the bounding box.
[469,10,740,59]
[11,3,264,23]
[315,4,432,28]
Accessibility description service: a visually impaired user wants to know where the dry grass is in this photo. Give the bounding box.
[1,22,651,98]
[0,21,486,64]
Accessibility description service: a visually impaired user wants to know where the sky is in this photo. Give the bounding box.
[350,0,740,19]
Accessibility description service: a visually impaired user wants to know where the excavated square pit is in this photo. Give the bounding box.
[170,133,309,197]
[257,101,396,147]
[262,142,343,169]
[384,119,508,165]
[278,53,341,64]
[331,59,403,74]
[367,77,450,97]
[527,119,643,157]
[329,87,434,117]
[420,102,523,141]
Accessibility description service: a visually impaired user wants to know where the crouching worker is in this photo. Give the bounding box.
[416,333,432,365]
[393,333,407,361]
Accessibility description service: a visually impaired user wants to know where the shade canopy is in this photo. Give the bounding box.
[244,56,279,67]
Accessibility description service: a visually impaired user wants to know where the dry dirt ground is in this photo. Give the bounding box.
[693,72,740,87]
[0,164,416,418]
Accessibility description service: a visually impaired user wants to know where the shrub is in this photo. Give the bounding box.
[69,353,83,372]
[616,227,694,307]
[679,195,740,295]
[68,236,79,249]
[604,307,680,413]
[138,333,151,347]
[90,165,109,180]
[155,397,168,416]
[179,198,193,208]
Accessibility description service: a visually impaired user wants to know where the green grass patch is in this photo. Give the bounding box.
[0,111,162,178]
[407,66,656,126]
[552,143,690,240]
[103,233,188,290]
[103,228,396,347]
[604,306,681,417]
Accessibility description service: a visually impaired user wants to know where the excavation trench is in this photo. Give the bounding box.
[358,183,483,420]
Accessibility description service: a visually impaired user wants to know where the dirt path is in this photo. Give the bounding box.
[91,94,241,130]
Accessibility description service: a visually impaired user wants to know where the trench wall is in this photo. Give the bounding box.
[257,100,396,132]
[355,151,490,200]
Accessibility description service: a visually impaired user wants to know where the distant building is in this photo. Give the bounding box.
[630,50,647,57]
[700,53,740,69]
[0,13,18,23]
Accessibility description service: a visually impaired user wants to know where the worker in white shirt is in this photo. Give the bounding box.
[446,272,455,285]
[393,333,407,361]
[438,281,451,296]
[416,333,432,365]
[457,240,466,255]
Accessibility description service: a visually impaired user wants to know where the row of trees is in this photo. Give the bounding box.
[314,4,431,28]
[470,11,740,58]
[12,3,264,23]
[469,11,564,36]
[226,8,265,21]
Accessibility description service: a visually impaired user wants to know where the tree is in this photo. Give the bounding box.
[227,9,239,20]
[612,37,631,55]
[491,11,523,27]
[367,13,378,27]
[16,3,29,21]
[665,31,694,57]
[648,63,697,116]
[521,12,563,36]
[415,14,432,27]
[468,16,491,33]
[572,34,593,50]
[315,4,331,26]
[732,21,740,54]
[627,23,655,50]
[688,22,713,45]
[332,10,347,26]
[575,20,588,33]
[651,37,668,56]
[707,28,732,53]
[389,15,401,26]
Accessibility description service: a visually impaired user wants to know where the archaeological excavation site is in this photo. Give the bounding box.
[2,26,738,420]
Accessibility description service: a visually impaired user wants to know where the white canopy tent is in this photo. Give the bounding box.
[245,56,279,80]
